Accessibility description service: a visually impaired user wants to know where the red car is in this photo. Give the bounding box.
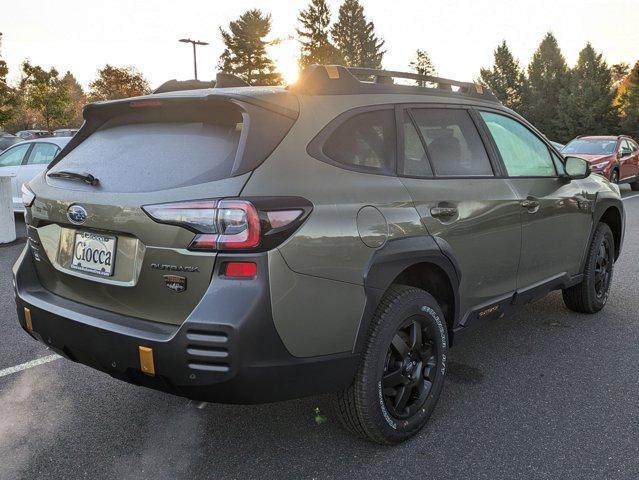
[562,135,639,189]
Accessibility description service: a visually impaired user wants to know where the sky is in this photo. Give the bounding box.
[1,0,638,89]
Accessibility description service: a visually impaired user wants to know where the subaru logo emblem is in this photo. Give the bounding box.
[67,205,88,225]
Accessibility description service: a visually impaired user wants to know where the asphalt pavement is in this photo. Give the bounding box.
[1,189,638,480]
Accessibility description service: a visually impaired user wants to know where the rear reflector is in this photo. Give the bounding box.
[224,262,257,278]
[24,307,33,332]
[139,346,155,376]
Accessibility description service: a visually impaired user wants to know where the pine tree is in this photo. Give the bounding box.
[611,62,630,87]
[61,71,86,127]
[0,33,18,129]
[526,32,568,138]
[331,0,384,69]
[297,0,343,68]
[479,41,527,113]
[619,61,639,136]
[410,49,436,86]
[556,43,618,141]
[218,9,282,86]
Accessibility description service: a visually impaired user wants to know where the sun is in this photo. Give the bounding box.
[268,38,300,85]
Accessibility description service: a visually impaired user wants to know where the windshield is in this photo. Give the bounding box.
[562,139,617,155]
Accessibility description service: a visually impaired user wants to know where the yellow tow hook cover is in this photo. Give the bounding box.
[139,346,155,376]
[24,307,33,332]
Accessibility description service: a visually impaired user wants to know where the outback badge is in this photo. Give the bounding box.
[163,275,187,293]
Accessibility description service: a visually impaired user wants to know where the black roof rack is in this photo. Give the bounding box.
[291,65,499,102]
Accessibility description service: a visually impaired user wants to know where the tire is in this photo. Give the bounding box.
[631,180,639,191]
[333,285,448,444]
[562,223,615,313]
[610,169,619,184]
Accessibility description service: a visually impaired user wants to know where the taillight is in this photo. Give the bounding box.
[142,197,311,252]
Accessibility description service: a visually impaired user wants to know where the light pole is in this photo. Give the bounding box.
[179,38,209,80]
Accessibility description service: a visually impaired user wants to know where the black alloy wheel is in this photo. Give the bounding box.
[382,316,438,419]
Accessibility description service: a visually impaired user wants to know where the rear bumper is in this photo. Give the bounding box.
[13,246,357,404]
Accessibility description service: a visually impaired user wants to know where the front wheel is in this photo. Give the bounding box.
[333,285,448,444]
[563,223,615,313]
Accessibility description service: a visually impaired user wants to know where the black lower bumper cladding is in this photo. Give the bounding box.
[13,246,357,404]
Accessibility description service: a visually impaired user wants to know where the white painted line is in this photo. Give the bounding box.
[0,354,61,378]
[622,193,639,202]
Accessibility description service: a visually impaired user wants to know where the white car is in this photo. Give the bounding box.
[0,137,71,211]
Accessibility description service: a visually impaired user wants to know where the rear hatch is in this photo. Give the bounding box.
[25,90,298,325]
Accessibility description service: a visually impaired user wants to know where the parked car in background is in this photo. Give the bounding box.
[0,133,22,152]
[550,140,564,150]
[562,135,639,188]
[16,130,52,140]
[53,129,79,137]
[0,136,70,211]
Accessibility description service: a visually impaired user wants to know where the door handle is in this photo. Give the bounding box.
[430,206,458,218]
[521,199,540,211]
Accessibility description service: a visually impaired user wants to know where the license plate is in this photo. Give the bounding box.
[70,231,117,277]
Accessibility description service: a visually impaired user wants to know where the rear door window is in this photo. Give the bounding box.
[322,109,396,174]
[402,119,433,177]
[27,143,60,165]
[409,108,493,177]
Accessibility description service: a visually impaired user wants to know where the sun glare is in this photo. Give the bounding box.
[269,38,300,85]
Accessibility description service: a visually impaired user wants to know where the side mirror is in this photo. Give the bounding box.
[564,156,590,180]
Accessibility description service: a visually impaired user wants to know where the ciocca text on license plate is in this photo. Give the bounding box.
[70,231,117,277]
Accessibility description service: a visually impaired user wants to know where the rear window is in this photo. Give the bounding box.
[48,98,296,193]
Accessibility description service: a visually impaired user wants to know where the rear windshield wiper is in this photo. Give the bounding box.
[47,170,99,186]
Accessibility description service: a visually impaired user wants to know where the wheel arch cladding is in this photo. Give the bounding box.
[355,236,461,352]
[595,201,624,261]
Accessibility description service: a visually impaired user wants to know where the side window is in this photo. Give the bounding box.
[621,140,633,157]
[27,143,60,165]
[480,111,556,177]
[410,108,493,177]
[0,143,30,167]
[631,140,639,152]
[402,118,432,177]
[323,109,396,174]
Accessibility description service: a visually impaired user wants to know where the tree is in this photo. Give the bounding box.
[297,0,343,69]
[555,43,618,142]
[611,62,630,87]
[21,61,70,131]
[218,9,282,86]
[88,65,150,102]
[526,32,568,138]
[619,61,639,136]
[0,33,18,129]
[479,41,527,113]
[61,71,86,127]
[410,49,436,86]
[331,0,384,69]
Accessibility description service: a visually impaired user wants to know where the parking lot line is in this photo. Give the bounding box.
[0,354,61,378]
[623,193,639,201]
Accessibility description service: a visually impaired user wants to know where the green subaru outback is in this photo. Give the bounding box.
[13,65,625,444]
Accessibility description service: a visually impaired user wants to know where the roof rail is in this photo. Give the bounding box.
[291,65,499,102]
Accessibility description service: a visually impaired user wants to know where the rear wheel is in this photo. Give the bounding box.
[563,223,615,313]
[333,285,448,444]
[630,179,639,191]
